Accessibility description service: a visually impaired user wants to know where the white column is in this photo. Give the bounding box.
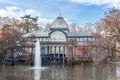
[65,46,67,57]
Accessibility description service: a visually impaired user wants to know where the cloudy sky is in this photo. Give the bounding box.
[0,0,120,27]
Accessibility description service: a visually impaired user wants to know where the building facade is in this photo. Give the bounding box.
[24,16,94,62]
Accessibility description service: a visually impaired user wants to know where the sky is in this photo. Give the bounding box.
[0,0,120,27]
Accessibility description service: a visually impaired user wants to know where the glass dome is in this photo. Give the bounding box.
[50,17,68,29]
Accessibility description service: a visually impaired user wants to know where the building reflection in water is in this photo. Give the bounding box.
[47,64,103,80]
[0,64,120,80]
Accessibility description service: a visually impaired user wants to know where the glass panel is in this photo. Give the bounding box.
[79,38,83,41]
[50,31,66,42]
[43,38,45,41]
[84,37,87,41]
[76,38,79,41]
[39,38,42,41]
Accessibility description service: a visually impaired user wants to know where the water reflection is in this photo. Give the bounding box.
[116,65,120,80]
[34,69,41,80]
[0,64,120,80]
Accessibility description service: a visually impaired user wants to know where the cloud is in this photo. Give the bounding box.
[68,0,120,8]
[0,0,16,5]
[0,6,52,27]
[0,6,41,18]
[38,18,52,27]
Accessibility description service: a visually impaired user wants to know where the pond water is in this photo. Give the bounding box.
[0,64,120,80]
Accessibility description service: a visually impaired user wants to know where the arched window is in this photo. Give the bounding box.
[50,31,66,42]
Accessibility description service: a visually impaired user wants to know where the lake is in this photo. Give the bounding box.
[0,64,120,80]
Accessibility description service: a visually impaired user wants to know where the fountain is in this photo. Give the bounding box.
[34,39,41,80]
[34,39,41,67]
[29,39,47,80]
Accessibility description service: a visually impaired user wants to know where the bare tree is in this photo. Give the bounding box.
[0,16,37,65]
[66,38,77,64]
[69,23,77,32]
[88,8,120,64]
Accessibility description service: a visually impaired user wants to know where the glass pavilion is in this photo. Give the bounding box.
[23,16,94,60]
